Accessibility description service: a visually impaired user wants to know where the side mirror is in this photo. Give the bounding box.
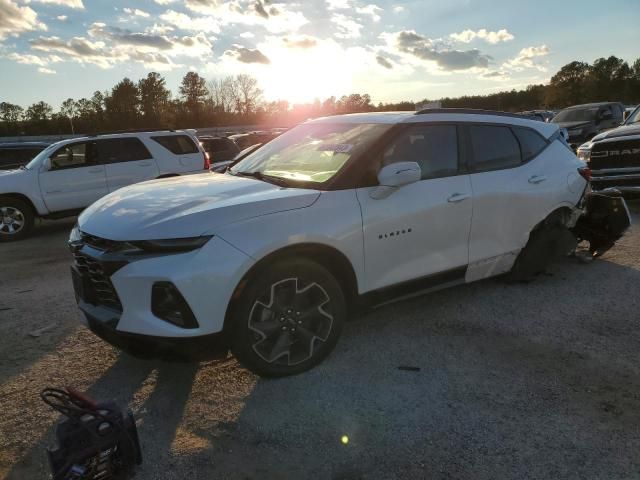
[42,157,52,171]
[599,110,613,121]
[371,161,421,199]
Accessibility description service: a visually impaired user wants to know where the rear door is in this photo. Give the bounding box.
[39,141,108,212]
[357,123,473,292]
[463,123,552,278]
[150,134,204,173]
[98,137,159,192]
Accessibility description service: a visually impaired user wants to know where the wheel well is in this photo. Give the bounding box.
[0,193,37,216]
[223,243,359,333]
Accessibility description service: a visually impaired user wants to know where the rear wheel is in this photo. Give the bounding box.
[0,197,34,242]
[230,259,346,377]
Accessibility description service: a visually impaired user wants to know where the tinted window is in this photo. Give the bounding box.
[96,138,152,164]
[203,138,234,151]
[468,125,521,171]
[152,135,198,154]
[513,127,548,162]
[383,125,458,180]
[50,142,93,170]
[0,147,45,168]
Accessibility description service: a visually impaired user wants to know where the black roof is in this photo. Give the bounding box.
[414,108,531,119]
[563,102,623,109]
[0,141,50,148]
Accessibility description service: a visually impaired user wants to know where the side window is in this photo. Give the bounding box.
[96,138,152,164]
[513,127,548,162]
[50,142,92,170]
[382,125,459,180]
[151,135,198,155]
[468,125,521,172]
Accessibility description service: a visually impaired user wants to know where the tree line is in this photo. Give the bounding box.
[1,55,639,137]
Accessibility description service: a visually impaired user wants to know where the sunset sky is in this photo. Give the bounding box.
[0,0,638,109]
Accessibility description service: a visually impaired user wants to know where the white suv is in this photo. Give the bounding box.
[0,130,209,241]
[69,110,625,377]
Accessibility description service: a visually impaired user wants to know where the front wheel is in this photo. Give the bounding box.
[230,259,346,377]
[0,197,34,242]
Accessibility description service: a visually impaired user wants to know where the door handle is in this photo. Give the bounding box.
[447,193,470,203]
[88,168,103,173]
[528,175,547,184]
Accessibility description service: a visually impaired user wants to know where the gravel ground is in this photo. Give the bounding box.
[1,205,640,480]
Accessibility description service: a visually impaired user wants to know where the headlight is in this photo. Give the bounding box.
[69,224,81,243]
[130,236,213,253]
[577,149,591,162]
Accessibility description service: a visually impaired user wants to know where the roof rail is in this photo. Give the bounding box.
[87,128,176,137]
[414,108,530,119]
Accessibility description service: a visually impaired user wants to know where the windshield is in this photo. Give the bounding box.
[552,107,598,123]
[229,122,391,185]
[24,143,59,170]
[625,106,640,124]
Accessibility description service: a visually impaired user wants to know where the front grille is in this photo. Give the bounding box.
[73,253,125,312]
[589,138,640,170]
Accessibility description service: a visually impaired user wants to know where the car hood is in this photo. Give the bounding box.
[553,121,593,130]
[78,173,321,241]
[592,123,640,142]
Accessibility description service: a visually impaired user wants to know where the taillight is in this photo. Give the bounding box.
[578,166,591,182]
[203,151,210,169]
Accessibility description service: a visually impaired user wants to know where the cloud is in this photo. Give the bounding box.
[503,45,549,71]
[450,28,514,44]
[387,30,492,70]
[331,13,362,38]
[38,66,56,74]
[282,35,317,49]
[25,0,84,9]
[376,54,393,69]
[56,15,67,21]
[356,4,382,22]
[326,0,351,9]
[224,44,270,64]
[0,0,46,40]
[481,70,510,81]
[240,31,254,38]
[185,0,307,33]
[154,0,176,4]
[159,10,220,33]
[123,8,150,18]
[393,5,404,13]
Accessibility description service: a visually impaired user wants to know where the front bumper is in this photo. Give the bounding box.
[70,235,254,358]
[590,168,640,196]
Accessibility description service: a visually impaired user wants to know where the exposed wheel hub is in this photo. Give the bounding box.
[248,277,333,366]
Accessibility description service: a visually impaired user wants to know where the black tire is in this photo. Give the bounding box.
[0,197,35,242]
[230,258,346,377]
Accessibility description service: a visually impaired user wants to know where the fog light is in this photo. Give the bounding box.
[151,282,198,329]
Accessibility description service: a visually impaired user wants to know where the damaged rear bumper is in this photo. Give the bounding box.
[572,189,632,256]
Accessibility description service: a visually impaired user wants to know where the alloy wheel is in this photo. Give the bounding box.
[0,206,25,236]
[248,277,333,366]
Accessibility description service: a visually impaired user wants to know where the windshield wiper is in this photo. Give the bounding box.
[231,170,290,187]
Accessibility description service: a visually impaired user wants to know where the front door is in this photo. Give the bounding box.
[356,124,473,292]
[39,140,108,212]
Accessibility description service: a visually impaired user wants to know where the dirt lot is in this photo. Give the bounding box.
[1,205,640,480]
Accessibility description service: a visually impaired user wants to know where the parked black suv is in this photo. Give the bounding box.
[577,105,640,195]
[0,142,50,170]
[551,102,624,149]
[198,136,241,163]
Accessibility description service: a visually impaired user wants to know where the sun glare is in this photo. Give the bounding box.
[259,40,360,104]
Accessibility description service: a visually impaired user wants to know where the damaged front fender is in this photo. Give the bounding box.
[571,190,632,257]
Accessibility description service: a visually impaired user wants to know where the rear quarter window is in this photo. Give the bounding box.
[152,135,199,154]
[512,127,548,162]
